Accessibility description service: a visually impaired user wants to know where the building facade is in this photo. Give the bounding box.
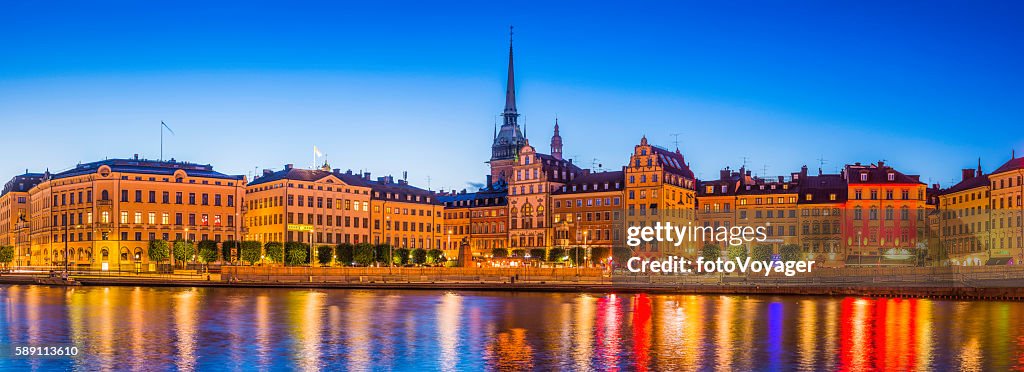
[0,173,44,266]
[27,157,245,269]
[988,155,1024,264]
[507,138,582,253]
[440,177,508,258]
[937,164,990,266]
[245,165,373,251]
[551,170,624,262]
[624,136,697,258]
[369,176,445,251]
[843,162,927,266]
[796,169,846,267]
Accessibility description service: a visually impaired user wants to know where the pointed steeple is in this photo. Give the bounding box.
[551,117,563,160]
[977,157,983,177]
[504,25,517,116]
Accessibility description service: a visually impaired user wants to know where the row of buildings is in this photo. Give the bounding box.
[1,36,1021,270]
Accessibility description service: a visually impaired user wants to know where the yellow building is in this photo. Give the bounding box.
[245,164,373,252]
[624,136,697,258]
[551,170,625,261]
[937,165,990,266]
[0,173,44,266]
[440,177,508,259]
[734,171,800,255]
[27,156,245,270]
[369,175,445,251]
[988,155,1024,264]
[697,168,741,245]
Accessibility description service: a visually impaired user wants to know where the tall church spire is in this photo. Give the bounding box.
[504,25,517,116]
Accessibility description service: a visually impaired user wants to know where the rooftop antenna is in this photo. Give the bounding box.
[427,175,432,191]
[741,156,749,169]
[817,155,827,174]
[761,163,769,179]
[670,133,682,150]
[592,158,603,172]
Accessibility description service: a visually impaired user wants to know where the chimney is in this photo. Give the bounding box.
[719,169,731,180]
[402,171,408,181]
[134,154,139,160]
[778,176,784,183]
[284,164,294,170]
[262,169,273,177]
[333,168,340,174]
[878,161,885,168]
[363,172,371,180]
[486,175,493,189]
[961,169,975,181]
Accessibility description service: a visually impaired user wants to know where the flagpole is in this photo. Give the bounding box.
[160,121,163,161]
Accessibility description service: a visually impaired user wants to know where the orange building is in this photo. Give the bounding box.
[27,156,245,270]
[988,154,1024,264]
[843,162,927,266]
[369,176,445,251]
[551,170,624,261]
[245,164,373,253]
[623,136,697,258]
[0,173,44,266]
[440,177,508,258]
[734,171,800,255]
[796,169,846,266]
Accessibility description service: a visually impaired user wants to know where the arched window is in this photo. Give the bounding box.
[101,190,110,201]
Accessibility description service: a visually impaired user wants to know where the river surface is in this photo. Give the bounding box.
[1,285,1022,371]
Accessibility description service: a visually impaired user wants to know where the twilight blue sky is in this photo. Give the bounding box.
[1,1,1022,190]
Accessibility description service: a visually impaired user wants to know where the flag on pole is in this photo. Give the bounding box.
[161,121,175,135]
[313,146,323,158]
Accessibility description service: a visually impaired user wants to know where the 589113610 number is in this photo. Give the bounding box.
[12,345,79,358]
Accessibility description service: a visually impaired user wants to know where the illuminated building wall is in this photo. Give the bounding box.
[26,156,245,268]
[245,164,373,246]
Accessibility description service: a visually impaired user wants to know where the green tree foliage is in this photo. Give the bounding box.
[426,249,444,265]
[612,247,633,266]
[336,243,354,266]
[286,247,308,266]
[284,242,310,266]
[0,246,14,266]
[197,240,218,263]
[198,246,218,263]
[221,240,239,262]
[393,248,410,265]
[239,241,262,265]
[529,248,547,261]
[492,248,509,259]
[566,247,587,266]
[752,244,774,262]
[589,247,610,266]
[173,240,196,266]
[780,244,802,262]
[354,243,375,266]
[727,245,748,260]
[316,245,333,266]
[411,248,427,265]
[147,240,170,262]
[701,243,721,262]
[373,244,391,265]
[547,247,566,262]
[510,249,526,258]
[264,242,284,263]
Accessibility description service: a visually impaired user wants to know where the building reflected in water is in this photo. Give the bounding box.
[2,285,1024,370]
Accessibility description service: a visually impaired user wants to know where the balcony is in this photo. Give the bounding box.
[96,200,113,207]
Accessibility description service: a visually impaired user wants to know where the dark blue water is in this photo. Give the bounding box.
[1,285,1022,371]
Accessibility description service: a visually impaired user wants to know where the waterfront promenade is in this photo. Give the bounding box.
[3,265,1024,301]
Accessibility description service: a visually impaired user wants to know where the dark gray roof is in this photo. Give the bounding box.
[1,173,44,196]
[52,158,243,181]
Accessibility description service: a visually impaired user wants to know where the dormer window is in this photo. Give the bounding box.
[860,173,868,182]
[887,173,895,181]
[805,194,812,201]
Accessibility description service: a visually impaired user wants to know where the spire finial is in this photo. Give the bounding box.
[502,25,518,121]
